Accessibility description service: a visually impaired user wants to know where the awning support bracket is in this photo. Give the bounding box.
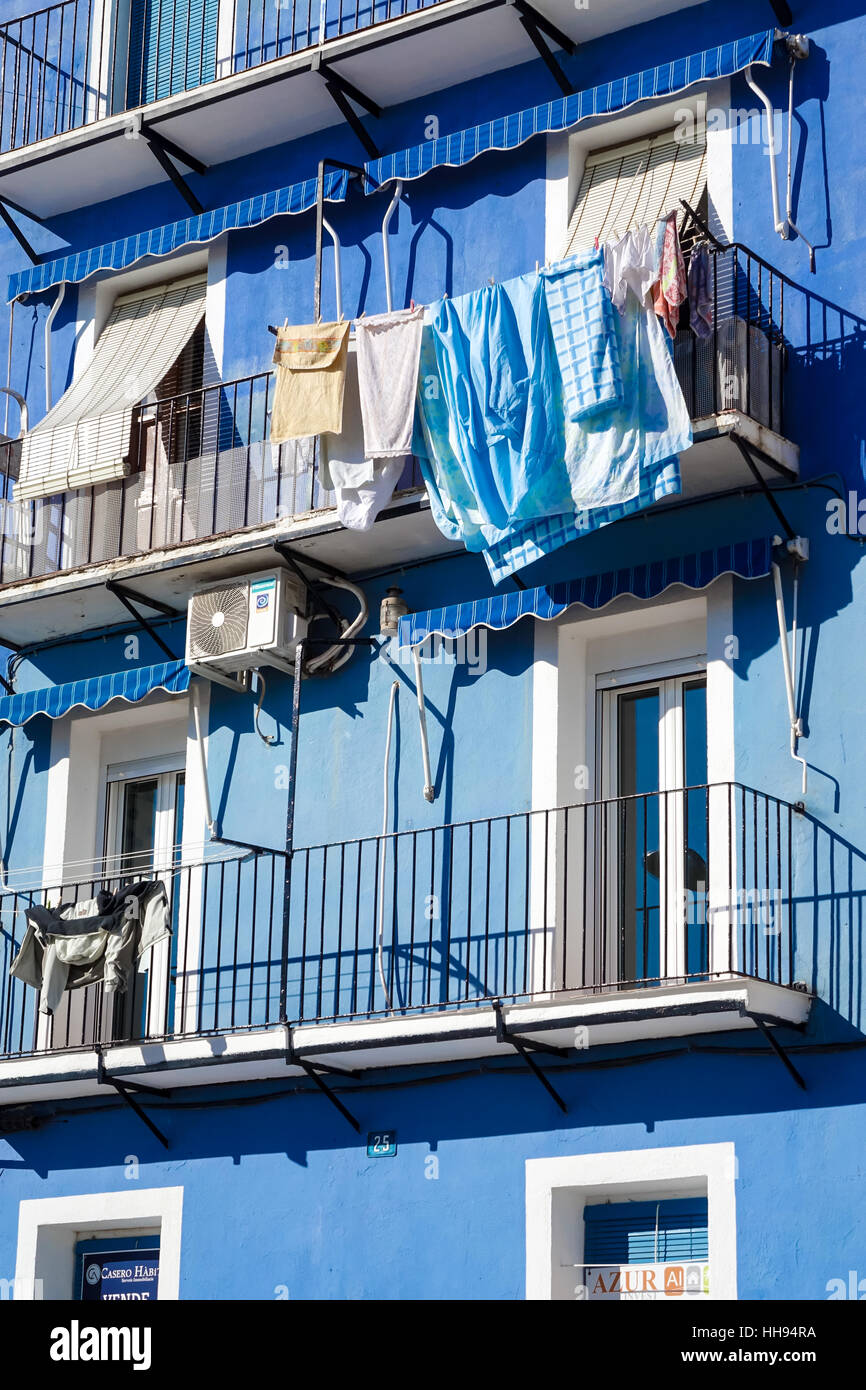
[0,199,40,264]
[105,580,182,661]
[492,1000,569,1112]
[732,437,797,539]
[746,1013,807,1090]
[508,0,576,96]
[313,54,382,158]
[143,132,205,215]
[141,125,208,177]
[96,1051,170,1148]
[285,1026,361,1132]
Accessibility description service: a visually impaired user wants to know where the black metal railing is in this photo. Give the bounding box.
[0,369,423,585]
[0,0,445,153]
[0,783,816,1059]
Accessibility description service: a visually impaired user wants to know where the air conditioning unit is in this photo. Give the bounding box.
[185,570,308,684]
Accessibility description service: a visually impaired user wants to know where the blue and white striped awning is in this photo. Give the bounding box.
[366,28,776,188]
[0,660,191,726]
[397,538,775,646]
[8,169,350,301]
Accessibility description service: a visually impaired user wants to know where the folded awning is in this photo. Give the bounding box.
[366,28,776,189]
[397,538,775,646]
[16,275,206,500]
[7,168,350,301]
[0,660,191,727]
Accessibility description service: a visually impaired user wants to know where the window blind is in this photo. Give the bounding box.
[16,275,207,502]
[563,128,707,257]
[584,1198,709,1265]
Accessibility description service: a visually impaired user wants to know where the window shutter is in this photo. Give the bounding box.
[584,1198,709,1265]
[127,0,218,106]
[17,276,207,502]
[563,128,707,257]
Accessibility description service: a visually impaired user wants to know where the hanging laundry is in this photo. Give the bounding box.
[9,881,170,1017]
[414,270,573,555]
[688,243,714,339]
[270,319,350,442]
[603,226,657,313]
[540,248,623,422]
[482,274,692,584]
[354,306,425,458]
[652,212,687,338]
[321,353,407,530]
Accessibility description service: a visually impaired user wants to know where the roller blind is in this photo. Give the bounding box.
[16,275,207,502]
[584,1199,709,1264]
[562,128,707,257]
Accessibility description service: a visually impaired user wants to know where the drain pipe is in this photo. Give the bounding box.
[377,680,399,1011]
[744,65,789,239]
[44,281,66,412]
[191,681,218,837]
[785,38,816,273]
[382,180,403,313]
[772,539,809,796]
[413,648,435,803]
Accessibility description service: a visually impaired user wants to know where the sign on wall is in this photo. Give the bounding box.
[585,1262,710,1300]
[80,1249,161,1301]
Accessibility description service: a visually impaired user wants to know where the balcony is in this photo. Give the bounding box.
[0,784,820,1102]
[0,238,824,644]
[0,0,704,216]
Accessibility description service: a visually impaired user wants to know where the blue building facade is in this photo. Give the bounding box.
[0,0,863,1302]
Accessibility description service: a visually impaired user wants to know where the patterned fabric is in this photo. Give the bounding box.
[7,170,350,301]
[397,538,776,647]
[653,212,687,338]
[482,455,681,585]
[365,30,776,187]
[688,244,715,338]
[0,661,190,727]
[270,320,350,441]
[540,249,622,421]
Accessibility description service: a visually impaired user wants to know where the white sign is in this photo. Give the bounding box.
[585,1261,710,1300]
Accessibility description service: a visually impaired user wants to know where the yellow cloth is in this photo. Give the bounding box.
[270,320,350,441]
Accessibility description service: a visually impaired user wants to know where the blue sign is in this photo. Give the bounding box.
[80,1249,160,1301]
[367,1130,397,1157]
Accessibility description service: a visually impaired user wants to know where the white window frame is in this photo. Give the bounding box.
[525,1142,737,1301]
[14,1187,183,1300]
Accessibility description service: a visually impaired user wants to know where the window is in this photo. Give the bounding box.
[583,1198,709,1299]
[524,1143,737,1301]
[562,127,707,258]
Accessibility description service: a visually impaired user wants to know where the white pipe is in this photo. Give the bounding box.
[381,180,403,314]
[305,574,369,674]
[412,648,435,802]
[44,281,66,413]
[772,561,807,795]
[745,65,789,238]
[191,682,218,836]
[0,387,28,437]
[322,217,342,322]
[377,680,399,1011]
[785,55,816,272]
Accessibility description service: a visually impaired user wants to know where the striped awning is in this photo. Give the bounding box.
[397,538,775,646]
[7,169,350,302]
[366,28,776,189]
[0,660,190,727]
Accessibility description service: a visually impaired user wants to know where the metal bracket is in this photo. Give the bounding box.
[732,438,797,538]
[143,129,205,215]
[285,1027,361,1132]
[96,1052,170,1148]
[746,1014,807,1090]
[0,199,40,264]
[312,53,382,158]
[105,580,182,661]
[492,1000,569,1112]
[508,0,576,96]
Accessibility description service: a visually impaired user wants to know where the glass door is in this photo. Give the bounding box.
[599,671,708,986]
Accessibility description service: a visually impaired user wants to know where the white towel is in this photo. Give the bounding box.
[322,354,407,530]
[354,306,424,459]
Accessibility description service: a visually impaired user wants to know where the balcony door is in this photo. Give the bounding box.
[46,759,184,1050]
[126,0,218,107]
[598,667,708,986]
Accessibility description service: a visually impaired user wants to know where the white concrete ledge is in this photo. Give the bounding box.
[0,977,812,1108]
